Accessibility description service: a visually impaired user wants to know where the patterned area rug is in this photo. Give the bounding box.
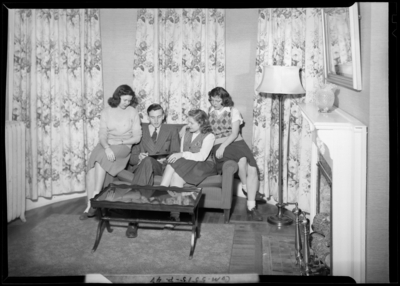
[8,214,235,277]
[262,236,301,276]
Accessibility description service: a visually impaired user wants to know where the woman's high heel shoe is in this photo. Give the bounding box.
[255,192,267,204]
[79,207,97,220]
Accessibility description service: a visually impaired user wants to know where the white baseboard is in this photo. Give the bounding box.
[26,192,86,211]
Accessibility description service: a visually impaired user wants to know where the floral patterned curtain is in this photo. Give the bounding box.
[11,9,103,199]
[133,8,225,123]
[252,8,325,213]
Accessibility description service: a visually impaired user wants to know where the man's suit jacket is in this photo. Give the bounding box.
[129,123,180,168]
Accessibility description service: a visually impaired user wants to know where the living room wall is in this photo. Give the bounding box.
[100,9,137,107]
[225,9,258,147]
[334,3,389,283]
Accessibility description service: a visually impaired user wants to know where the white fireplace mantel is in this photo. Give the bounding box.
[299,103,367,283]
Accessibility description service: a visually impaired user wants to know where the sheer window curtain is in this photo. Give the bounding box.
[252,8,325,213]
[133,8,225,123]
[326,8,352,68]
[8,9,104,199]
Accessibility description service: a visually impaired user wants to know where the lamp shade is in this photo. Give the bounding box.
[257,66,306,94]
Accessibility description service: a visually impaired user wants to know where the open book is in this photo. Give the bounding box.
[147,153,170,160]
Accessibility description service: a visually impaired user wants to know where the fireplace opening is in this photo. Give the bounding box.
[316,153,332,214]
[310,152,332,275]
[292,152,334,276]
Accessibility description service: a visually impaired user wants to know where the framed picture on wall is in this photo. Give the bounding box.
[321,3,362,91]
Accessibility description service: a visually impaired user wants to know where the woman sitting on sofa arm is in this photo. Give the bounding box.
[179,87,265,221]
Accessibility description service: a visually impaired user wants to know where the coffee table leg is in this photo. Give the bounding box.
[189,225,197,260]
[105,220,113,233]
[196,206,200,239]
[189,207,199,259]
[102,208,113,233]
[196,206,201,239]
[92,219,106,253]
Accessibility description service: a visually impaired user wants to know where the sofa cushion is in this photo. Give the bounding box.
[187,174,222,188]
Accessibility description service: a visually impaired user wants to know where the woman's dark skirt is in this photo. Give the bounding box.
[212,139,257,173]
[170,158,217,186]
[87,143,131,176]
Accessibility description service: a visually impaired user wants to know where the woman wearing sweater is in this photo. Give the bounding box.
[80,84,142,220]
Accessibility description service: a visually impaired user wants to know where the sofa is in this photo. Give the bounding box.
[114,123,238,223]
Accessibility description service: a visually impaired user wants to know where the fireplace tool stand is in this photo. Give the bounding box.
[292,203,330,276]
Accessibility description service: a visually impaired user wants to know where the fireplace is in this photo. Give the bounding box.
[307,153,333,274]
[299,103,367,283]
[316,152,332,215]
[294,152,333,276]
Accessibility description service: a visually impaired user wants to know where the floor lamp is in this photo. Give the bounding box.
[256,66,306,227]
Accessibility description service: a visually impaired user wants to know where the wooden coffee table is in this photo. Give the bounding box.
[90,183,202,259]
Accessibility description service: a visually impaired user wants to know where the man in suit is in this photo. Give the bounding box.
[125,104,180,238]
[128,103,180,186]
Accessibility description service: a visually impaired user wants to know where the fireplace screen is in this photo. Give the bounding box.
[316,153,332,214]
[309,152,332,274]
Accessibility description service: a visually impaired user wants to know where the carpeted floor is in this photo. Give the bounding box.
[262,236,300,276]
[8,214,235,277]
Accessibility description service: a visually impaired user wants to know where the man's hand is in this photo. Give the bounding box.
[138,152,148,164]
[138,152,148,160]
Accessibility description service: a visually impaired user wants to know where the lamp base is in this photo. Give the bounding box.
[267,203,293,227]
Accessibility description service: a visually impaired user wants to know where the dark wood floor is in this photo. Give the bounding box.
[7,194,297,275]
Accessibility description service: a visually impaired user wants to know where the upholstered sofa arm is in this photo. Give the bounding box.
[220,160,238,210]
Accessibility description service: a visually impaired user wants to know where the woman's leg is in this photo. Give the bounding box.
[160,164,175,187]
[160,165,182,222]
[84,168,96,213]
[84,162,106,213]
[246,164,259,202]
[239,160,263,221]
[237,158,255,203]
[237,157,248,186]
[238,157,266,203]
[93,162,107,196]
[169,172,185,222]
[170,172,185,188]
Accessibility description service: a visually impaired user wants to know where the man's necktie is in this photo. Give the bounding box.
[151,127,158,143]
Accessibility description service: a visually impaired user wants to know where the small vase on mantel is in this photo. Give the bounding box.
[315,83,338,113]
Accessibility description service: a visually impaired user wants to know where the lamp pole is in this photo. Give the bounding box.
[267,95,293,227]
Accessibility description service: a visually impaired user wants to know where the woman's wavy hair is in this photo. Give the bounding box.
[208,87,234,107]
[188,109,213,134]
[108,84,138,108]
